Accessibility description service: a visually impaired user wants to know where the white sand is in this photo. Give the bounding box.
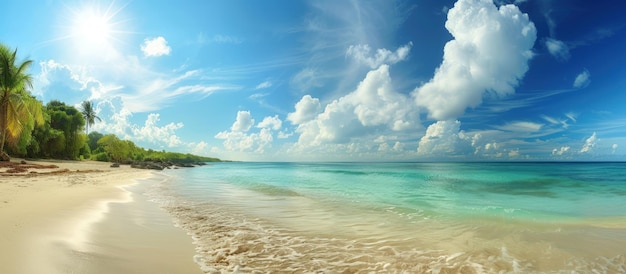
[0,159,201,274]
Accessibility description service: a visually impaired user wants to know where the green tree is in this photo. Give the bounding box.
[87,131,104,151]
[0,43,43,160]
[27,109,64,158]
[97,134,130,163]
[46,100,86,159]
[80,100,101,134]
[9,95,44,156]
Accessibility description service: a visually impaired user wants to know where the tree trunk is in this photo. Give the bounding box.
[0,151,10,161]
[0,91,8,158]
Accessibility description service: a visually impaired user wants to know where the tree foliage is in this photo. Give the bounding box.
[43,101,86,159]
[80,100,100,134]
[0,43,43,159]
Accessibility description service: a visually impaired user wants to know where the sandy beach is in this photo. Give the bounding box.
[0,159,201,274]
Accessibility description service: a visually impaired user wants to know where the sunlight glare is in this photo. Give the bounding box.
[62,1,129,59]
[73,9,112,44]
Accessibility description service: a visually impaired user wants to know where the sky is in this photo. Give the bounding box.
[1,0,625,161]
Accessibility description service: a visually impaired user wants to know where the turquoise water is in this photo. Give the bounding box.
[149,162,626,273]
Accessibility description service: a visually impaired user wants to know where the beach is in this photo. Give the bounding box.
[0,159,201,274]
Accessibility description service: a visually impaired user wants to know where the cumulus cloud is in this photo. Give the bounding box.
[346,42,413,69]
[257,115,282,130]
[191,141,209,155]
[552,146,570,156]
[34,60,121,102]
[215,112,280,153]
[132,113,184,147]
[413,0,537,120]
[287,95,322,125]
[141,36,171,57]
[294,65,418,146]
[231,111,255,132]
[545,38,570,61]
[573,69,591,88]
[417,120,466,156]
[580,132,597,153]
[90,99,187,148]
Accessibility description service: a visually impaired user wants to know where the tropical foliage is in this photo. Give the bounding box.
[80,100,100,134]
[0,43,44,160]
[1,42,221,163]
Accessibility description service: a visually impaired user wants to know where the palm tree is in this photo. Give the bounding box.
[80,100,101,134]
[0,43,43,161]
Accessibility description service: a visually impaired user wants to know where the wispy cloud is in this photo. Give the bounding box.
[580,132,597,153]
[197,33,243,44]
[494,121,543,133]
[544,38,570,61]
[254,81,272,90]
[573,69,591,88]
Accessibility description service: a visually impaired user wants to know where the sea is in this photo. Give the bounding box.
[144,162,626,273]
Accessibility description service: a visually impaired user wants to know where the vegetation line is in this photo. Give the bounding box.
[0,42,221,164]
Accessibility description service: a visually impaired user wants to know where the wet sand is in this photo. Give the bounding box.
[0,159,201,274]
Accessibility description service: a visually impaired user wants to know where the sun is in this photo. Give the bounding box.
[62,2,128,55]
[73,9,113,44]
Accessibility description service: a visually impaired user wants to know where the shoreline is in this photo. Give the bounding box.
[0,159,201,274]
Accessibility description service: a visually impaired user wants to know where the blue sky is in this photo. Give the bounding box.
[2,0,625,161]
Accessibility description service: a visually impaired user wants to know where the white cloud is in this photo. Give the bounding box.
[257,115,282,130]
[93,98,133,139]
[249,93,269,100]
[197,33,243,44]
[346,42,413,69]
[294,65,418,146]
[34,60,122,101]
[287,95,322,125]
[255,81,272,90]
[131,113,183,147]
[277,131,293,139]
[141,36,171,57]
[215,131,255,151]
[552,146,570,156]
[38,58,237,114]
[565,112,577,123]
[90,98,187,148]
[417,120,466,156]
[494,121,543,132]
[413,0,537,120]
[291,68,323,92]
[231,111,255,132]
[573,69,591,88]
[121,68,237,112]
[215,111,276,153]
[580,132,597,153]
[393,142,405,152]
[508,149,520,157]
[191,141,209,155]
[545,38,570,61]
[612,144,618,154]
